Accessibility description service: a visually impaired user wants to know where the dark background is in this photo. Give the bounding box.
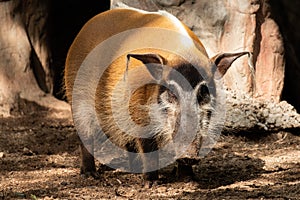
[270,1,300,112]
[49,0,110,100]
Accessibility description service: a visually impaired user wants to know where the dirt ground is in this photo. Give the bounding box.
[0,111,299,200]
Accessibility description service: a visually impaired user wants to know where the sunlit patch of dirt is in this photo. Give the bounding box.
[0,114,299,199]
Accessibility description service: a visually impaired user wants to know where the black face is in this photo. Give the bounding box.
[159,63,212,106]
[170,63,205,89]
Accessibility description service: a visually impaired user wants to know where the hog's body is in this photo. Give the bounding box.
[65,7,248,183]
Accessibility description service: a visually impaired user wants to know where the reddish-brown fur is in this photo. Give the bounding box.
[65,8,250,183]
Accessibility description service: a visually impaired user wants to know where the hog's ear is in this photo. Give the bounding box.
[126,53,166,81]
[211,52,249,79]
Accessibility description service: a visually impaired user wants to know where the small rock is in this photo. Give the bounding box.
[275,118,283,127]
[262,108,269,118]
[0,152,4,158]
[257,123,268,131]
[155,0,185,7]
[266,116,276,124]
[157,186,168,193]
[23,147,34,156]
[60,181,68,186]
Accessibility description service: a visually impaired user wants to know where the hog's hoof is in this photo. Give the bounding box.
[172,160,199,181]
[173,165,194,177]
[143,179,160,188]
[143,171,160,188]
[80,168,100,179]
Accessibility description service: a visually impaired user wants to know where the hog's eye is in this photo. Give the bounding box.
[197,84,210,105]
[166,89,178,103]
[167,84,180,102]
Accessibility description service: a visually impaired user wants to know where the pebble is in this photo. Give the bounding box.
[60,181,68,186]
[157,186,168,193]
[0,152,4,158]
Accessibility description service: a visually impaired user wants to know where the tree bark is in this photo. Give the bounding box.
[0,0,69,117]
[0,0,110,117]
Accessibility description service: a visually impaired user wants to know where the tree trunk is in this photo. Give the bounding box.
[0,0,110,117]
[0,0,69,117]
